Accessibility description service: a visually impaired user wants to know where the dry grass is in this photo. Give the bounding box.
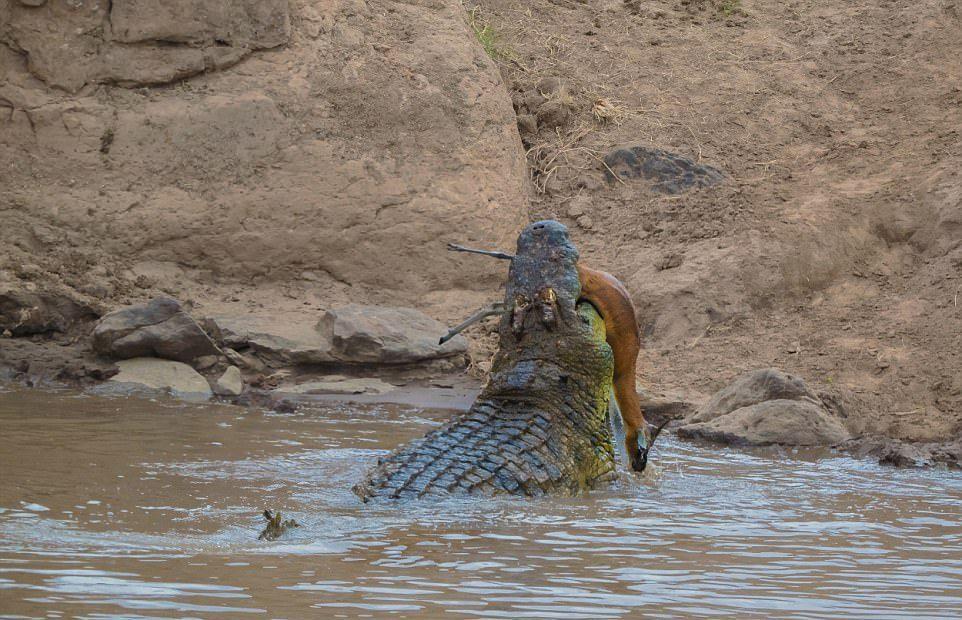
[591,97,630,125]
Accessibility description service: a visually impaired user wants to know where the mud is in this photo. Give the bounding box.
[1,386,960,618]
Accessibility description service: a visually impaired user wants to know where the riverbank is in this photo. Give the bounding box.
[3,0,959,460]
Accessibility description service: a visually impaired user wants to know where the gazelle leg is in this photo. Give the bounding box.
[439,302,507,345]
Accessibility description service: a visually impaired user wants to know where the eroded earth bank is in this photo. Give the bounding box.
[1,0,960,467]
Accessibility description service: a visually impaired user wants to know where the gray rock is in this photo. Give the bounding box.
[99,357,212,401]
[207,315,335,365]
[213,365,243,396]
[92,297,220,363]
[678,368,850,447]
[687,368,820,424]
[193,354,220,370]
[320,304,468,364]
[603,146,724,194]
[0,289,99,336]
[207,305,466,367]
[223,347,266,372]
[677,399,850,447]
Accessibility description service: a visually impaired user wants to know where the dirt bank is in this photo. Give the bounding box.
[466,0,961,443]
[2,0,960,452]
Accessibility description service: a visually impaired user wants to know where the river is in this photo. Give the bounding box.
[1,385,960,618]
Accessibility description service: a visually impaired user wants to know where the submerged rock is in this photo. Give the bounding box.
[678,368,850,447]
[97,357,212,401]
[92,297,220,363]
[846,437,962,469]
[603,146,724,194]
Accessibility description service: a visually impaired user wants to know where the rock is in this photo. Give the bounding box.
[846,437,962,469]
[193,355,220,370]
[110,0,290,48]
[92,297,220,363]
[2,0,290,91]
[213,366,243,396]
[677,399,851,447]
[874,440,934,468]
[576,215,594,230]
[100,357,212,401]
[678,368,850,447]
[603,146,724,194]
[0,289,99,336]
[207,315,334,365]
[319,304,468,364]
[223,347,266,372]
[277,377,397,396]
[687,368,821,424]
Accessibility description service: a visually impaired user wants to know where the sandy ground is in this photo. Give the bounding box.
[461,0,962,442]
[1,0,960,446]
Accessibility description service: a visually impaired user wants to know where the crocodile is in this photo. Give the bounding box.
[354,220,631,500]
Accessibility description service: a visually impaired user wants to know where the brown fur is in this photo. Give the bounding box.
[577,265,650,469]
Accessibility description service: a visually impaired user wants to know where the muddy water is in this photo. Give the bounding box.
[1,386,960,619]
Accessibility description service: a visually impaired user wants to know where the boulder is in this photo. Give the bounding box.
[213,365,243,396]
[677,368,850,447]
[2,0,290,91]
[102,357,212,401]
[223,347,266,372]
[206,315,334,365]
[677,399,850,447]
[687,368,820,424]
[603,146,724,194]
[208,305,467,367]
[320,304,468,364]
[92,297,220,363]
[0,289,98,336]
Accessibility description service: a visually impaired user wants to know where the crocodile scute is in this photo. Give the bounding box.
[353,221,617,500]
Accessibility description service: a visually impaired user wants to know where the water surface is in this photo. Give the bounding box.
[1,386,960,619]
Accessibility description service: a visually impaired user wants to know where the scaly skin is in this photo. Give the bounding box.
[354,221,617,500]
